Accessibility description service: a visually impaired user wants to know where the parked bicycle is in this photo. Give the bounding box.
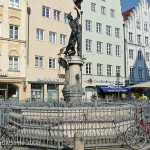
[124,108,148,150]
[0,121,15,150]
[112,120,124,145]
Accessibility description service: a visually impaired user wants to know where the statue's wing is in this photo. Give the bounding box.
[57,46,67,55]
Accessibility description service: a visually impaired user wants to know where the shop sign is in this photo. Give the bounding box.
[0,71,7,77]
[85,78,123,84]
[37,76,66,84]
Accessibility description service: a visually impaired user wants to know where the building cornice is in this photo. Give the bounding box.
[0,37,26,43]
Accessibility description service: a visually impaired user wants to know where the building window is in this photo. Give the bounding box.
[86,20,92,31]
[137,34,141,44]
[101,6,106,15]
[91,3,96,11]
[144,23,148,31]
[115,28,120,38]
[146,52,150,61]
[49,58,56,69]
[60,34,66,45]
[145,37,149,45]
[31,84,44,101]
[97,64,103,75]
[138,68,142,79]
[49,32,56,43]
[42,6,50,18]
[97,41,103,53]
[54,9,61,21]
[129,32,133,42]
[107,43,112,55]
[129,49,134,59]
[86,63,92,74]
[86,39,92,51]
[9,56,19,70]
[96,23,102,33]
[136,20,141,29]
[47,84,58,100]
[35,56,43,68]
[138,51,142,60]
[116,45,121,56]
[116,66,121,75]
[64,13,69,23]
[130,67,134,78]
[110,9,115,17]
[106,25,111,35]
[36,29,44,41]
[107,65,112,76]
[9,0,19,8]
[147,69,150,79]
[9,25,18,39]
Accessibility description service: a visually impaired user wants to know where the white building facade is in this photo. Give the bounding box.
[81,0,126,100]
[123,0,150,85]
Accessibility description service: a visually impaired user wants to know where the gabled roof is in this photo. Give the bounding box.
[122,7,134,20]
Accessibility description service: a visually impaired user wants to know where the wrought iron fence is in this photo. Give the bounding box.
[0,99,150,149]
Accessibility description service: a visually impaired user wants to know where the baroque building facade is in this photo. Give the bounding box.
[123,0,150,85]
[81,0,126,99]
[0,0,26,100]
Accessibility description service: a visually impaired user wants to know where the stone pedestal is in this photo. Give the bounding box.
[62,56,84,104]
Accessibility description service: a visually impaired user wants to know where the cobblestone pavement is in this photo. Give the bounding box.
[11,144,150,150]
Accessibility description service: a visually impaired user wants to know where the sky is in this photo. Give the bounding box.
[121,0,150,13]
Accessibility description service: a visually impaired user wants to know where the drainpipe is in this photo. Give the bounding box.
[80,11,83,87]
[27,5,31,65]
[123,24,127,84]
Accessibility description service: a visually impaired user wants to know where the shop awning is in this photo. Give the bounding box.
[97,86,130,93]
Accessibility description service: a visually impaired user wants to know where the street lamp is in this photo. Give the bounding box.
[116,73,121,99]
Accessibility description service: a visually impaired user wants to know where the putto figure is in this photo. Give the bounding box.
[63,7,81,57]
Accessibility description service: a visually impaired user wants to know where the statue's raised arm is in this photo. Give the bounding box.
[74,7,80,22]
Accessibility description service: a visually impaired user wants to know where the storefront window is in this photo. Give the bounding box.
[47,84,58,100]
[31,84,44,101]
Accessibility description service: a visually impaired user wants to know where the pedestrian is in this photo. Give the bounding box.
[138,92,147,101]
[91,94,96,102]
[127,91,135,101]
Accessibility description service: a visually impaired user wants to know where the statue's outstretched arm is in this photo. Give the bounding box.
[74,7,80,21]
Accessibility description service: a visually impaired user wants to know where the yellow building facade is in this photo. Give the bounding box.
[0,0,27,100]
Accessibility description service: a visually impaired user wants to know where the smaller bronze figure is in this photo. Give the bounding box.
[58,57,69,70]
[63,7,81,57]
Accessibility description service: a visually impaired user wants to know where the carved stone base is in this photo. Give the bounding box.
[62,85,83,104]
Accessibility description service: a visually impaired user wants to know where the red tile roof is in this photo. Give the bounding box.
[122,7,134,20]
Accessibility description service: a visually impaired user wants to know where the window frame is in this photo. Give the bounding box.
[9,24,19,39]
[49,31,57,44]
[107,65,112,76]
[86,20,92,31]
[107,43,112,55]
[35,56,44,68]
[49,58,56,69]
[86,39,92,52]
[54,9,61,21]
[97,41,103,53]
[86,63,92,74]
[9,56,19,70]
[42,6,50,18]
[60,34,66,45]
[36,28,44,41]
[97,63,103,75]
[9,0,19,9]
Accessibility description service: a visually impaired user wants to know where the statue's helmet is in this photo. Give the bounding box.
[73,0,83,9]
